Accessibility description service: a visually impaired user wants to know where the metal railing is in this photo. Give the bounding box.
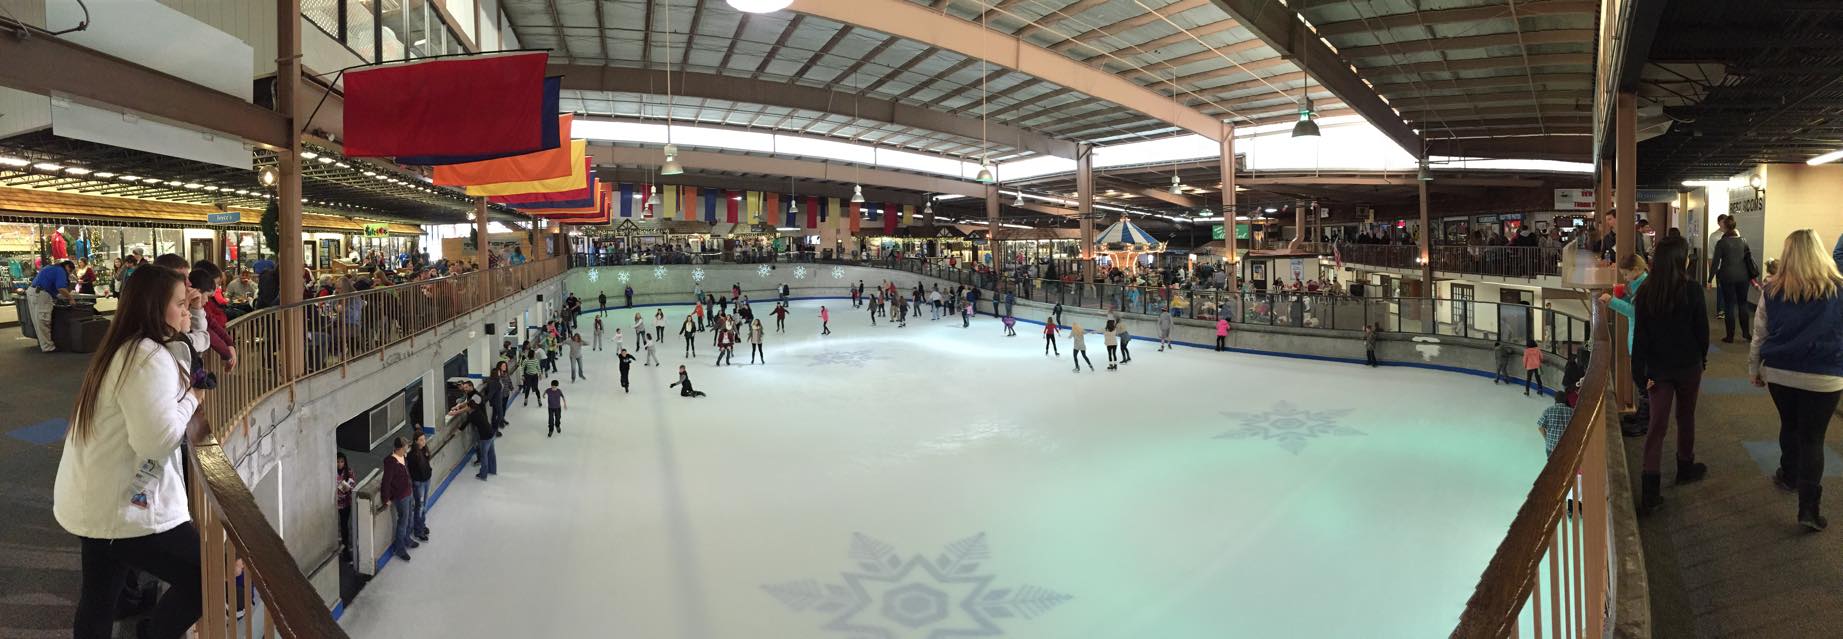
[1451,300,1614,638]
[1336,244,1563,278]
[186,257,567,639]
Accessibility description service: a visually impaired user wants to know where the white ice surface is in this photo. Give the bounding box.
[337,300,1549,639]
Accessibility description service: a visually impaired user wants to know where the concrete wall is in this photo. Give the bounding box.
[218,274,567,606]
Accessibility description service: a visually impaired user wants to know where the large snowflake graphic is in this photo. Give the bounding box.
[653,265,668,280]
[692,267,707,282]
[1215,401,1361,454]
[586,268,600,283]
[758,264,773,278]
[831,266,846,280]
[804,348,885,368]
[763,533,1071,639]
[617,270,631,284]
[794,266,809,280]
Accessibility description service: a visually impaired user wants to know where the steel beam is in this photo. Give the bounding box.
[1339,30,1595,61]
[0,32,288,150]
[787,0,1224,140]
[1361,53,1593,78]
[588,145,986,198]
[1205,0,1422,157]
[552,64,1076,159]
[1097,177,1198,208]
[1314,0,1596,37]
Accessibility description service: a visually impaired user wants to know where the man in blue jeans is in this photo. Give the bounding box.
[449,381,498,480]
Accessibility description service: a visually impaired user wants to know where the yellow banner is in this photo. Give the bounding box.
[463,140,588,196]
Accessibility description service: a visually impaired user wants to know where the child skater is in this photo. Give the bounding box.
[669,365,707,398]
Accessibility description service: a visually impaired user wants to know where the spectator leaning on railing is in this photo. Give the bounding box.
[54,264,211,639]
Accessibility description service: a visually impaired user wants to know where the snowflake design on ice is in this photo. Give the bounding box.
[804,349,885,368]
[653,266,668,280]
[692,267,707,283]
[831,266,845,280]
[758,264,773,278]
[586,268,600,283]
[1215,401,1361,454]
[617,270,631,284]
[794,266,809,280]
[763,532,1071,639]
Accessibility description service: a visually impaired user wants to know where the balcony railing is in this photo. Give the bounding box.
[187,257,566,639]
[1336,244,1563,279]
[1451,300,1614,638]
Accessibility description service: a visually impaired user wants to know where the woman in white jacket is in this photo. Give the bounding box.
[55,264,209,639]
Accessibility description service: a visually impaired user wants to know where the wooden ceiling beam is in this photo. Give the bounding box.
[1339,29,1595,60]
[1312,0,1597,37]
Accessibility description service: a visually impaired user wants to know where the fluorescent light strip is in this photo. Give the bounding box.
[1809,149,1843,166]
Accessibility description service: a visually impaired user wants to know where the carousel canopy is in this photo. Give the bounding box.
[1094,220,1161,248]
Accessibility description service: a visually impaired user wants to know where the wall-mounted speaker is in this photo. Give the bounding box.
[485,323,496,336]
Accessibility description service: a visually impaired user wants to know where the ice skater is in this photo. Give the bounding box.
[748,318,766,364]
[1070,322,1094,372]
[715,326,736,366]
[544,380,566,436]
[1043,318,1060,356]
[1363,324,1379,367]
[1157,307,1173,351]
[895,296,908,328]
[693,298,706,332]
[772,302,789,333]
[961,300,972,328]
[1003,314,1016,336]
[634,313,646,350]
[520,347,541,406]
[680,316,699,357]
[641,330,660,366]
[654,309,666,343]
[598,291,607,314]
[1117,321,1133,364]
[617,348,635,393]
[670,365,707,398]
[1053,302,1064,328]
[1215,317,1230,351]
[1523,339,1544,396]
[568,333,587,382]
[868,295,879,326]
[592,315,605,351]
[1103,320,1119,369]
[820,306,832,335]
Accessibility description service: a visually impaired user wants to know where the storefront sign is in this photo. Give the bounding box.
[1211,224,1224,240]
[362,223,390,237]
[207,211,241,225]
[1554,188,1595,211]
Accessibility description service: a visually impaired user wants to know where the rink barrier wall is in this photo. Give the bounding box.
[217,272,570,613]
[559,264,1567,394]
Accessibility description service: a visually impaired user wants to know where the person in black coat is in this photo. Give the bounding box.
[255,266,280,309]
[1631,236,1710,515]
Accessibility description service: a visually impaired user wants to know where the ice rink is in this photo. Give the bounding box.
[338,300,1551,639]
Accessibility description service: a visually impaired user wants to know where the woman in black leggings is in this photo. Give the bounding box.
[1043,317,1059,356]
[680,316,698,357]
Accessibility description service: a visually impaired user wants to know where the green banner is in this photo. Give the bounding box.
[1211,224,1225,240]
[1235,223,1251,240]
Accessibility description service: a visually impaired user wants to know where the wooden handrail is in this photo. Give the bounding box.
[188,257,568,637]
[1450,299,1612,637]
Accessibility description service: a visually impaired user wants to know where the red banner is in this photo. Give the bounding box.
[344,52,550,158]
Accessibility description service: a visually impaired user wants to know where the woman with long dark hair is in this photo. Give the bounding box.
[54,265,207,639]
[1631,236,1710,515]
[1749,229,1843,531]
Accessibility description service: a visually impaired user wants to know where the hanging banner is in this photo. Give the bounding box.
[432,114,575,185]
[344,52,551,158]
[1554,188,1595,211]
[363,223,390,237]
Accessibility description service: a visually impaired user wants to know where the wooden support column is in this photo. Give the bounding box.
[1419,174,1433,331]
[985,182,1001,274]
[275,0,305,380]
[475,198,491,265]
[1219,123,1237,285]
[1077,143,1095,283]
[1615,91,1639,407]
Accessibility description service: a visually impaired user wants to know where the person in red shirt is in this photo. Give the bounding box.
[381,437,416,561]
[189,262,237,369]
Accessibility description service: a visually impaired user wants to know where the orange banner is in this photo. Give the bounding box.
[432,115,574,186]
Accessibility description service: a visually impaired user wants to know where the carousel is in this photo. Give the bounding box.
[1090,219,1165,276]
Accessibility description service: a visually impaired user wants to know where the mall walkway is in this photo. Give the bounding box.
[0,328,92,637]
[1629,320,1843,638]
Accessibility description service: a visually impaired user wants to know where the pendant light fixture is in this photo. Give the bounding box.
[787,175,799,215]
[660,0,685,175]
[851,184,866,204]
[974,4,996,184]
[1417,158,1434,182]
[1169,174,1183,195]
[1013,190,1025,206]
[923,198,934,216]
[724,0,792,13]
[1291,45,1320,139]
